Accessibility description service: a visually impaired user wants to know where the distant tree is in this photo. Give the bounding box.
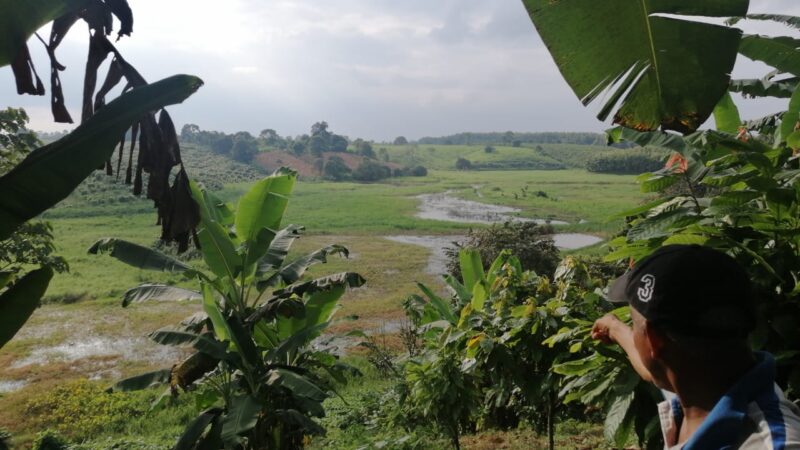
[378,147,390,162]
[313,157,325,176]
[211,135,234,155]
[484,145,496,154]
[231,136,258,163]
[309,135,328,157]
[291,140,306,156]
[354,139,375,159]
[409,165,428,177]
[535,145,544,151]
[259,128,283,147]
[512,140,522,148]
[324,156,351,181]
[455,157,473,170]
[330,134,349,153]
[394,136,408,145]
[503,131,514,144]
[352,160,391,182]
[234,131,254,141]
[311,121,330,137]
[180,123,200,142]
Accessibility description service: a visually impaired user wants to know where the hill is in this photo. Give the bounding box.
[416,131,606,146]
[254,150,402,178]
[42,143,265,219]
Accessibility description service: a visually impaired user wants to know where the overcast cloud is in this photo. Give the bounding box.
[2,0,800,140]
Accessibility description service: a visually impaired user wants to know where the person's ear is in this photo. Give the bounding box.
[644,321,669,359]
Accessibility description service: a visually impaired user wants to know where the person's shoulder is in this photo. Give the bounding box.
[780,394,800,446]
[739,387,800,449]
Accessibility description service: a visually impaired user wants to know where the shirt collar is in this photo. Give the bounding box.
[658,352,776,450]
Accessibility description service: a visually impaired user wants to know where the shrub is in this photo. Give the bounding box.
[445,222,561,279]
[24,380,148,441]
[455,157,472,170]
[585,149,665,174]
[353,160,392,182]
[324,156,352,181]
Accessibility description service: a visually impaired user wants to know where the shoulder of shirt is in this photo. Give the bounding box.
[738,385,800,449]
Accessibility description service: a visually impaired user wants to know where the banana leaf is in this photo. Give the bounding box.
[0,75,203,240]
[522,0,747,133]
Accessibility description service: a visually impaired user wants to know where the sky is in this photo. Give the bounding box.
[2,0,800,141]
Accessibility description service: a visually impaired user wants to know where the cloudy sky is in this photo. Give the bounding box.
[2,0,800,140]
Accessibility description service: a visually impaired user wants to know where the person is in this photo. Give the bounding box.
[591,245,800,449]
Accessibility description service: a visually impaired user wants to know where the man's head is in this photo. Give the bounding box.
[609,245,756,388]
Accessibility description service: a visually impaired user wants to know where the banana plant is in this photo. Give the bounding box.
[521,0,749,133]
[90,169,365,449]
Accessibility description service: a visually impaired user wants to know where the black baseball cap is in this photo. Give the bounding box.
[608,245,756,338]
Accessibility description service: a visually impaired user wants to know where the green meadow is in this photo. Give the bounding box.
[0,143,648,447]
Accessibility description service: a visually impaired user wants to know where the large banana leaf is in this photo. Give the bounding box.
[0,75,203,240]
[0,0,89,67]
[88,238,192,272]
[739,35,800,78]
[522,0,748,133]
[0,267,53,348]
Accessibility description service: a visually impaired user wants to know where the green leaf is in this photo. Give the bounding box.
[611,197,673,219]
[663,234,709,246]
[0,0,90,67]
[149,330,229,361]
[267,368,327,402]
[713,93,742,133]
[458,249,484,289]
[0,267,52,349]
[111,369,171,392]
[739,35,800,78]
[203,191,235,227]
[122,284,201,307]
[523,0,747,132]
[263,244,349,288]
[189,181,242,279]
[88,238,192,272]
[443,274,471,304]
[606,127,687,153]
[782,87,800,144]
[201,282,230,344]
[730,76,798,99]
[627,208,699,241]
[637,173,679,193]
[788,130,800,149]
[417,282,457,324]
[729,14,800,30]
[0,75,203,241]
[471,282,487,311]
[605,392,636,448]
[256,225,304,272]
[175,408,223,450]
[277,284,344,341]
[236,169,297,242]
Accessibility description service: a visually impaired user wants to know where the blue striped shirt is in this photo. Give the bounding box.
[659,352,800,449]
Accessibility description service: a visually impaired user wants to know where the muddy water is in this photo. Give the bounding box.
[10,337,184,370]
[385,235,463,275]
[415,192,569,225]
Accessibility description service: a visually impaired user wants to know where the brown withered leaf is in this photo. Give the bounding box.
[11,44,45,96]
[94,58,125,112]
[104,0,134,39]
[81,32,113,123]
[46,14,80,123]
[163,168,200,252]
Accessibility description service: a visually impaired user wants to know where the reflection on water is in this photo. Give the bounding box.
[416,192,569,225]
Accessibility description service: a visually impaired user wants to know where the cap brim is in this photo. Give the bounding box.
[607,271,632,304]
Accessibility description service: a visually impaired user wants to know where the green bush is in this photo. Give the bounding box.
[585,149,665,174]
[445,222,561,279]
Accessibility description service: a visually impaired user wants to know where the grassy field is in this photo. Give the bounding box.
[376,143,617,171]
[0,146,650,448]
